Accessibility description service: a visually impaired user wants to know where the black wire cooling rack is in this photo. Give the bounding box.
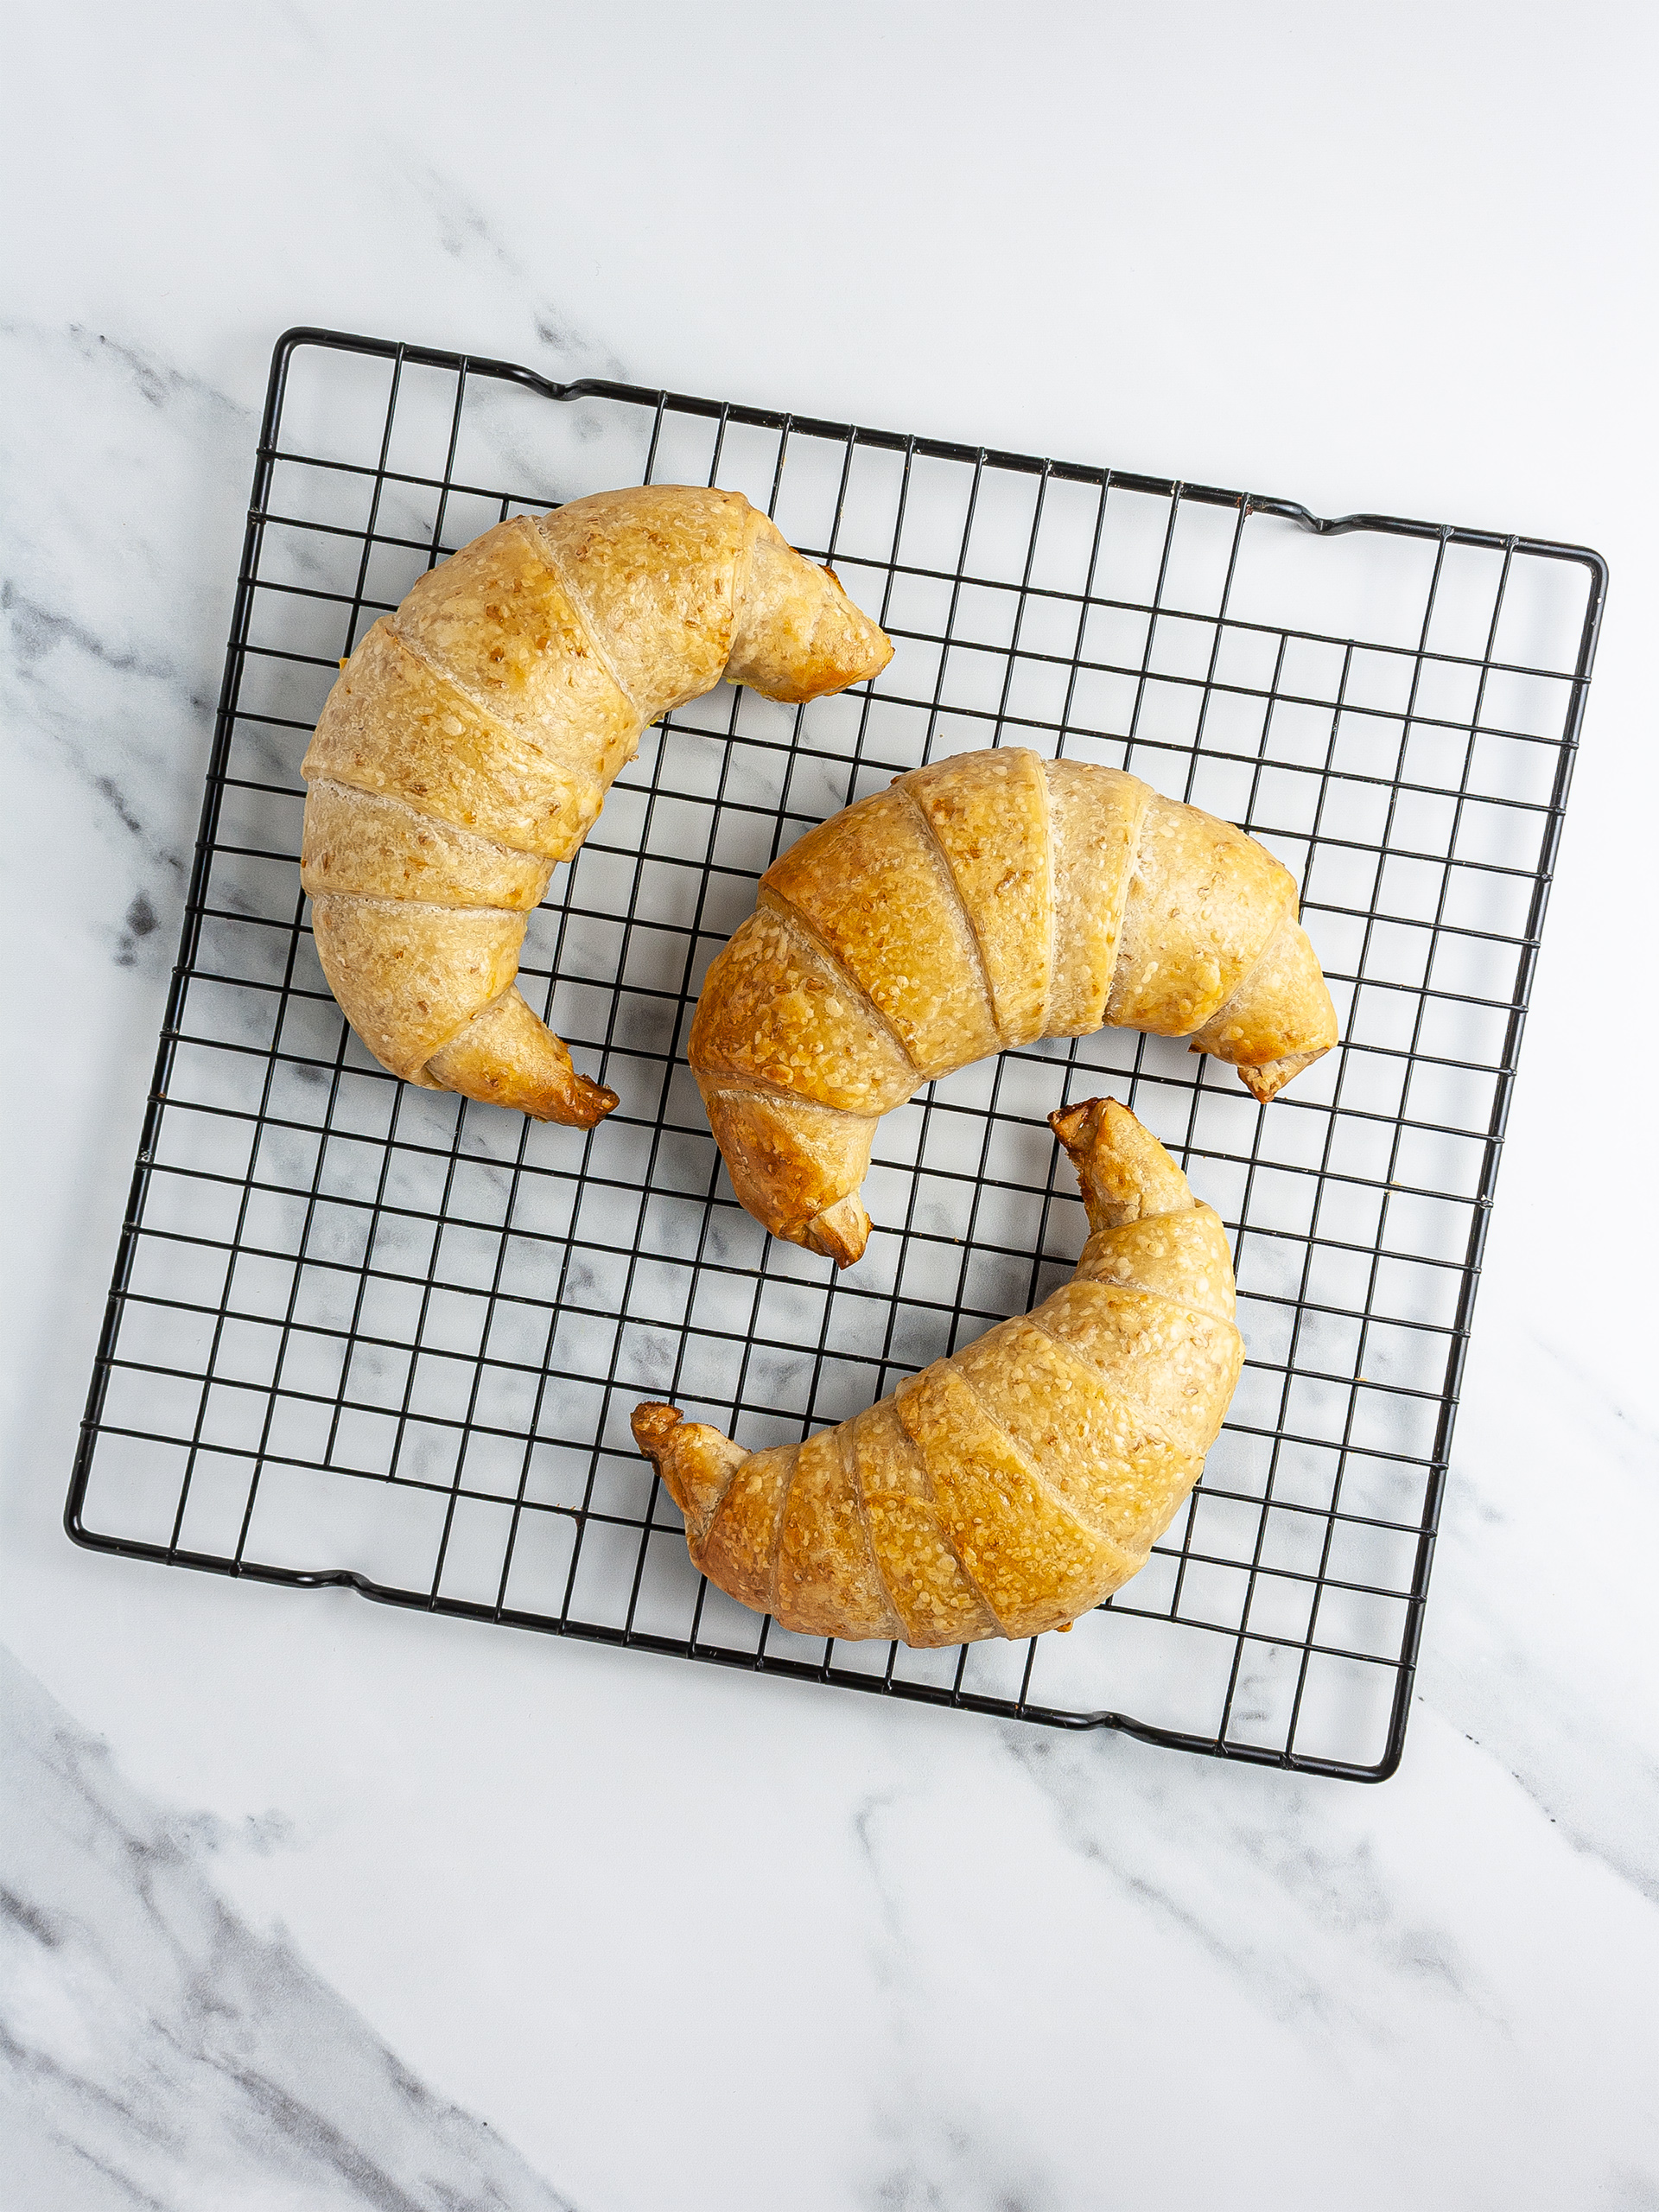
[67,327,1605,1780]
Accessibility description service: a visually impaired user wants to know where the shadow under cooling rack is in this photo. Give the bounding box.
[67,327,1606,1781]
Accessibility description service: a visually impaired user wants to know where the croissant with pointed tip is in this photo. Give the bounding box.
[690,747,1338,1264]
[300,486,893,1123]
[633,1097,1243,1645]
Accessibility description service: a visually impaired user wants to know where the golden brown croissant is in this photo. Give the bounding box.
[633,1097,1242,1645]
[300,486,892,1123]
[690,747,1338,1264]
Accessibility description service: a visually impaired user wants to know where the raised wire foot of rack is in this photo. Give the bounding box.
[67,327,1605,1781]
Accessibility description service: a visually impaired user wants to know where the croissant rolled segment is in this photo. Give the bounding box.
[299,488,893,1122]
[690,747,1338,1263]
[633,1096,1243,1645]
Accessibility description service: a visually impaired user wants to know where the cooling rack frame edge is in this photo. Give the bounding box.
[64,324,1610,1785]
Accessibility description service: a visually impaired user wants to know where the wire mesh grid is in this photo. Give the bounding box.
[67,327,1605,1779]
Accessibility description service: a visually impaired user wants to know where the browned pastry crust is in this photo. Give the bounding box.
[633,1097,1243,1644]
[300,486,892,1122]
[691,748,1338,1262]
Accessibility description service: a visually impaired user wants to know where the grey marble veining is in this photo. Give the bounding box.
[1420,1329,1659,1904]
[1,320,247,978]
[0,1643,575,2210]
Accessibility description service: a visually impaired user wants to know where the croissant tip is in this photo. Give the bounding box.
[803,1192,872,1268]
[1048,1096,1116,1154]
[631,1402,683,1461]
[1234,1048,1327,1103]
[1048,1100,1089,1149]
[553,1077,620,1128]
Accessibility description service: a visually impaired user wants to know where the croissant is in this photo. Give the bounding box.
[634,1096,1242,1644]
[299,486,892,1124]
[690,746,1338,1265]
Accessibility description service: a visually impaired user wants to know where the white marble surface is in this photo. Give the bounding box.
[4,5,1658,2205]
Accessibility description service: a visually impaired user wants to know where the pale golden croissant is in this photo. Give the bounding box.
[690,747,1338,1265]
[633,1097,1242,1645]
[300,486,893,1124]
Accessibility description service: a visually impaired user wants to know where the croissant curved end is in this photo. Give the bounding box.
[726,522,893,703]
[1048,1096,1194,1228]
[1047,1097,1107,1154]
[632,1402,746,1543]
[802,1192,873,1268]
[1188,912,1338,1100]
[424,988,619,1125]
[1234,1048,1327,1104]
[632,1402,683,1458]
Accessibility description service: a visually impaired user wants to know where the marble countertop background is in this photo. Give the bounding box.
[3,5,1656,2206]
